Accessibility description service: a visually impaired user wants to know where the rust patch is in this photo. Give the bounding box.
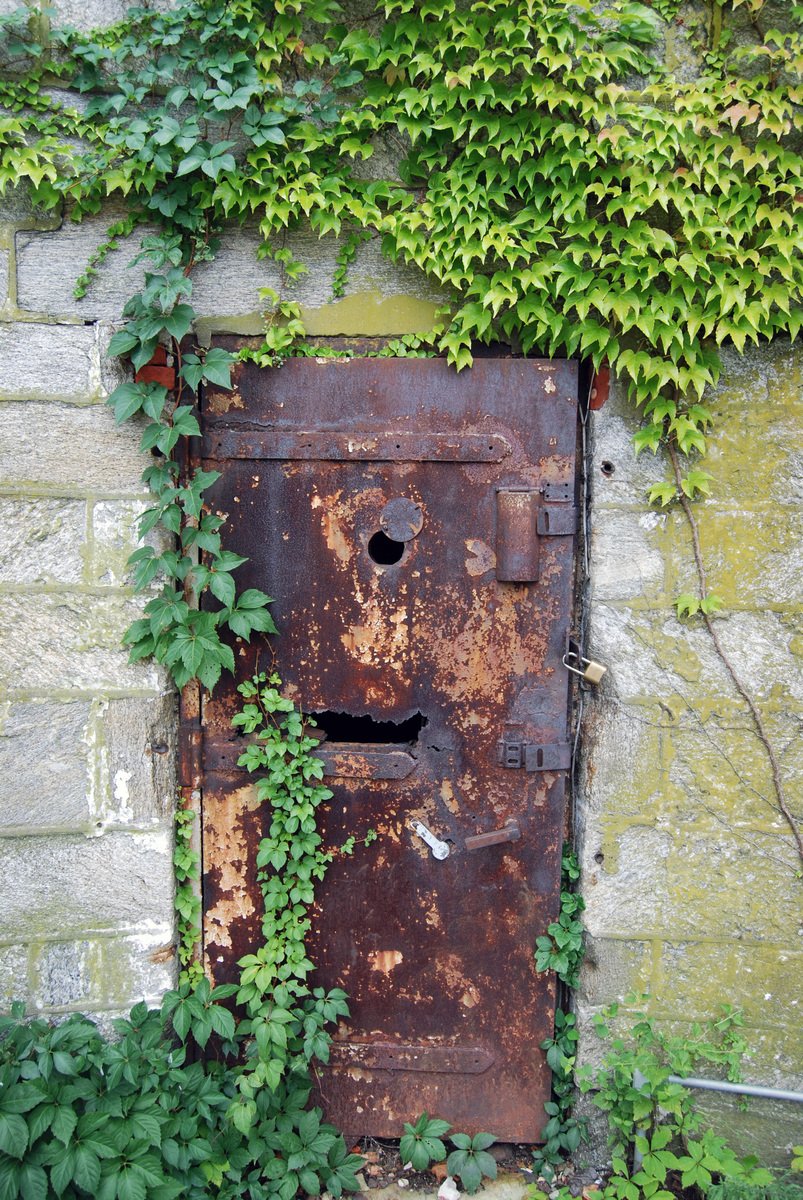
[207,388,245,414]
[369,950,404,974]
[464,538,496,577]
[203,785,259,953]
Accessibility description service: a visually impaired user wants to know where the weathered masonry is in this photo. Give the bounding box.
[1,0,802,1169]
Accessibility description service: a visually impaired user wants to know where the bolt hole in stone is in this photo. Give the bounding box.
[368,529,405,564]
[594,851,605,864]
[311,710,427,745]
[600,460,615,476]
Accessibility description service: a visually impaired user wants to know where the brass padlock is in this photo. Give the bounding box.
[563,651,607,685]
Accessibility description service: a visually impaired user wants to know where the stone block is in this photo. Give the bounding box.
[591,340,803,512]
[102,694,176,827]
[26,930,176,1011]
[49,0,132,30]
[577,695,666,829]
[16,219,446,328]
[0,593,164,693]
[0,944,30,1008]
[573,1008,803,1169]
[589,603,803,706]
[0,181,57,225]
[590,388,668,507]
[0,830,174,941]
[15,213,151,321]
[88,499,146,585]
[0,322,96,401]
[589,508,668,602]
[578,936,654,1008]
[88,499,171,586]
[49,0,178,29]
[0,401,149,493]
[190,226,446,321]
[640,503,803,610]
[694,1090,803,1170]
[0,247,8,309]
[99,928,176,1007]
[654,941,803,1030]
[583,822,798,943]
[664,718,802,832]
[0,699,92,831]
[704,341,803,504]
[0,497,86,584]
[33,939,97,1007]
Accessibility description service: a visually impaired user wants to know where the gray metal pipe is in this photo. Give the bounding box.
[667,1074,803,1104]
[630,1070,803,1171]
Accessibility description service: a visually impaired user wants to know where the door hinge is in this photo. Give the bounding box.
[179,725,203,790]
[496,739,571,772]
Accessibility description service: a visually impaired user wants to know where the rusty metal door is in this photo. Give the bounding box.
[196,355,578,1140]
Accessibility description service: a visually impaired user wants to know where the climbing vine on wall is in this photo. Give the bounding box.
[1,0,800,691]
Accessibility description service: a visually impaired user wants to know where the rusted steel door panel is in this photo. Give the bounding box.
[199,355,578,1140]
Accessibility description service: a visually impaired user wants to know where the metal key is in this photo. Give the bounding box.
[411,820,450,860]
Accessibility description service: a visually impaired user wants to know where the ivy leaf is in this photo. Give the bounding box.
[107,329,140,357]
[647,482,676,507]
[676,594,701,618]
[681,469,713,499]
[0,1112,28,1159]
[208,570,236,609]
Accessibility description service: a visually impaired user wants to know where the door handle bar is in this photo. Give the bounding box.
[464,819,521,852]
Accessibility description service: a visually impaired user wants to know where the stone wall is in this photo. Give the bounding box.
[0,187,177,1023]
[578,343,803,1165]
[1,0,802,1167]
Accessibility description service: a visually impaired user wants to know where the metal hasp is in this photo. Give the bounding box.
[195,351,579,1141]
[496,488,540,581]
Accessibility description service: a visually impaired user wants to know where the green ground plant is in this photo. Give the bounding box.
[574,1002,778,1200]
[0,989,362,1200]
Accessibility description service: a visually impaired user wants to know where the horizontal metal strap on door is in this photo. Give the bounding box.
[200,733,416,780]
[204,430,512,463]
[315,745,416,780]
[328,1042,496,1075]
[537,505,578,536]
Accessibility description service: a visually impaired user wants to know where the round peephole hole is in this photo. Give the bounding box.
[368,530,405,565]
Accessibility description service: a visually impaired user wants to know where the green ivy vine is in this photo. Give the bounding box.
[1,0,800,695]
[1,0,803,1183]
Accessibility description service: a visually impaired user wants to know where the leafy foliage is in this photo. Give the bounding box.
[446,1132,498,1195]
[0,674,369,1200]
[534,845,586,988]
[532,847,588,1179]
[399,1112,451,1172]
[229,671,377,1128]
[532,1008,586,1179]
[575,1000,775,1199]
[0,986,361,1200]
[1,2,801,1186]
[2,0,800,689]
[173,807,202,986]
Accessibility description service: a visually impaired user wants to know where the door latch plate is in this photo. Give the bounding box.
[411,820,450,860]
